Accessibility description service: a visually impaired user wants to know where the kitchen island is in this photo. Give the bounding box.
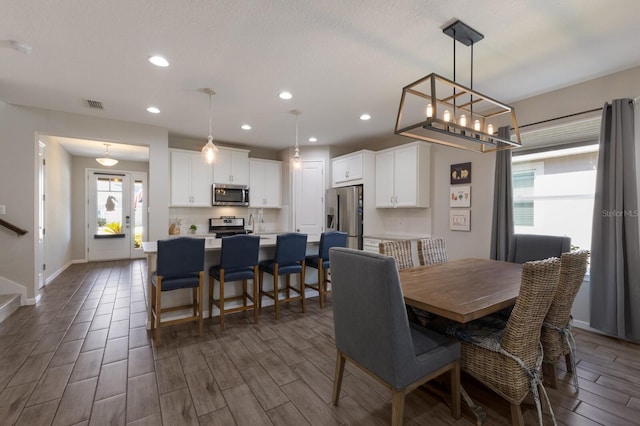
[142,234,321,329]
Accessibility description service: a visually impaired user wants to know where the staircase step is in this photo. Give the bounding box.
[0,294,21,324]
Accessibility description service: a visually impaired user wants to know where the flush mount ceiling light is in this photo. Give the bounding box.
[96,144,118,167]
[146,106,160,114]
[394,20,521,153]
[279,91,293,100]
[0,40,32,54]
[308,137,318,143]
[291,109,302,169]
[201,88,218,164]
[148,55,169,67]
[360,113,372,121]
[241,124,252,130]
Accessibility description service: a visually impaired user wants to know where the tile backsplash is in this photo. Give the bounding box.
[169,206,281,235]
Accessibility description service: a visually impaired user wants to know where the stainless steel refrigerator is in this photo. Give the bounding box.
[325,185,363,250]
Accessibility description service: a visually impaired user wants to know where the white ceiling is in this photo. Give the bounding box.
[2,1,640,161]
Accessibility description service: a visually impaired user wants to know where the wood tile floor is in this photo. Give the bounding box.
[1,259,639,425]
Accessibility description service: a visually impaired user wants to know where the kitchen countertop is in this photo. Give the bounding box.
[363,233,432,241]
[143,233,321,253]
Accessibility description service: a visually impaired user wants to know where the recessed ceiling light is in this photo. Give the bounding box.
[309,137,318,142]
[146,106,160,114]
[148,56,169,67]
[360,113,372,120]
[278,91,293,100]
[241,124,252,130]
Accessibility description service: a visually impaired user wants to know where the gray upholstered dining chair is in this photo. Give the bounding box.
[541,249,589,391]
[508,234,571,264]
[329,247,461,425]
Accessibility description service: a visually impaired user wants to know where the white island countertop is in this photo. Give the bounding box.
[142,233,321,253]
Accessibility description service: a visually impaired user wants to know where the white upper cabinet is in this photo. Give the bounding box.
[170,149,213,207]
[332,151,368,187]
[375,142,430,208]
[213,147,250,185]
[249,159,282,208]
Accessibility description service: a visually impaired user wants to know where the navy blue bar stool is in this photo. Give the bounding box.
[209,235,260,331]
[150,237,205,344]
[258,233,308,319]
[305,231,347,308]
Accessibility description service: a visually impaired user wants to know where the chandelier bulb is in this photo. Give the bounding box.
[426,104,433,118]
[443,110,451,122]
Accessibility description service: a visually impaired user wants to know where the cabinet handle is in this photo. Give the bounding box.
[345,171,349,178]
[229,175,233,182]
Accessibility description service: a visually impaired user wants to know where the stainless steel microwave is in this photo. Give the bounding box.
[212,183,250,206]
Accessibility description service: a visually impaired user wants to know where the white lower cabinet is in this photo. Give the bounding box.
[363,237,382,253]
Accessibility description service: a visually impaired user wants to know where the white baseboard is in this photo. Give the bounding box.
[25,293,40,305]
[0,275,27,305]
[572,319,609,336]
[45,261,74,285]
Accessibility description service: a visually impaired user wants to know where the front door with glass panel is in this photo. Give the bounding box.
[88,171,146,261]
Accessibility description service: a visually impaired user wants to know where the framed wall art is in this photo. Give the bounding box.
[450,162,471,184]
[450,185,471,207]
[450,209,471,231]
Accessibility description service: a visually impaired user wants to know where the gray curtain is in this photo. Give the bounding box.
[590,99,640,342]
[490,126,514,261]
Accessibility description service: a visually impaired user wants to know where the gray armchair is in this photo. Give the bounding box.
[329,247,461,425]
[508,234,571,264]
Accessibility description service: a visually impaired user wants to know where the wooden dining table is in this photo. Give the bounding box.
[399,258,523,425]
[399,257,524,323]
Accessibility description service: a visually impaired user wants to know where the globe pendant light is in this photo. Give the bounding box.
[202,88,218,164]
[96,143,118,167]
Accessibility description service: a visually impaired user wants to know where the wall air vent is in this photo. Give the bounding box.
[85,99,104,110]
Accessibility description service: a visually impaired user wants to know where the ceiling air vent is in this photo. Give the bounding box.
[85,99,104,110]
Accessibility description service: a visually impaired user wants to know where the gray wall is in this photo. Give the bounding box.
[0,103,168,301]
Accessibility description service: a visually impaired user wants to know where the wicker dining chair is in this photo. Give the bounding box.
[541,249,589,391]
[417,237,448,266]
[446,257,561,426]
[379,240,415,270]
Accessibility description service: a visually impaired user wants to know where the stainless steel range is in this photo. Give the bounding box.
[208,216,251,238]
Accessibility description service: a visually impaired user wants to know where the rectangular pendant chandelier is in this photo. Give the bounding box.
[394,20,522,153]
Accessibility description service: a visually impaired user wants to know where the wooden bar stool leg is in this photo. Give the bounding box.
[242,279,248,309]
[208,275,214,318]
[192,287,197,316]
[274,265,280,320]
[286,275,291,299]
[300,262,306,313]
[198,272,204,335]
[253,266,259,324]
[318,263,324,308]
[219,271,225,331]
[258,270,264,310]
[156,280,162,344]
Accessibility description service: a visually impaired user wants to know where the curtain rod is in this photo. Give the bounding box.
[512,107,603,131]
